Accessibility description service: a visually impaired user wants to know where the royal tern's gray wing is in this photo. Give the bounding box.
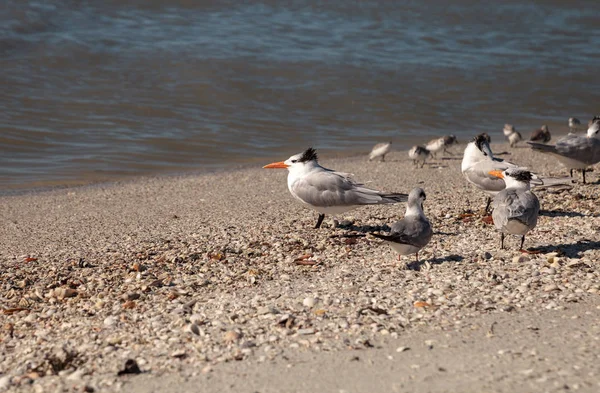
[371,216,432,248]
[556,136,600,165]
[529,135,600,165]
[492,189,539,229]
[463,160,514,193]
[291,170,407,208]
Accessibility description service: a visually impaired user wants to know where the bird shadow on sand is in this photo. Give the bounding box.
[539,209,596,218]
[527,240,600,258]
[406,254,464,271]
[336,223,392,233]
[439,156,461,161]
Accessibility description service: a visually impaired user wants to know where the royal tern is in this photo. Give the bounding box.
[371,187,432,263]
[568,117,581,133]
[462,133,523,212]
[369,141,392,162]
[528,115,600,184]
[489,168,539,251]
[409,145,430,168]
[263,148,408,229]
[529,125,551,143]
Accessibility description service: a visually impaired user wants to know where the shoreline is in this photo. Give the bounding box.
[1,141,599,392]
[0,147,372,197]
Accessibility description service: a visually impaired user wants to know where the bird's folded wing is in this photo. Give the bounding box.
[555,136,600,165]
[372,218,432,248]
[493,190,539,227]
[463,161,507,192]
[291,171,393,207]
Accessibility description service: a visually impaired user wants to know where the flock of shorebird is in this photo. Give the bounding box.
[263,116,600,265]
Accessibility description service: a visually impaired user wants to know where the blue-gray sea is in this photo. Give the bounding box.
[1,0,599,188]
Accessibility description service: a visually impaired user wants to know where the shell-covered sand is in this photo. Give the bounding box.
[1,141,599,392]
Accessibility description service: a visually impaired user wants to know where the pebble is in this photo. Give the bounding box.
[171,349,186,358]
[223,331,241,343]
[303,297,316,308]
[103,316,118,327]
[0,376,11,390]
[566,260,585,268]
[66,368,86,381]
[544,284,560,292]
[188,323,201,336]
[513,256,530,263]
[297,328,316,335]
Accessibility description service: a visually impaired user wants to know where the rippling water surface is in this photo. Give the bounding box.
[1,0,599,189]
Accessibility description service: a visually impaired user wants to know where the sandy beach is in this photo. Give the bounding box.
[1,141,600,392]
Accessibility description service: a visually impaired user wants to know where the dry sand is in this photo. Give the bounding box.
[1,141,599,392]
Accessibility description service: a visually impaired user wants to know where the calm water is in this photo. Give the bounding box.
[1,0,599,189]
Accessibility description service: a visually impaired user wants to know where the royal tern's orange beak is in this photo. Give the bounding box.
[489,170,504,179]
[263,161,289,169]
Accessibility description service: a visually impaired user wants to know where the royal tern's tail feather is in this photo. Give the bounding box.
[527,141,557,153]
[371,232,406,243]
[377,192,409,203]
[534,176,573,191]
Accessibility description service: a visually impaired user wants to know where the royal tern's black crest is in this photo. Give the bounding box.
[299,147,318,163]
[473,133,491,155]
[506,168,533,182]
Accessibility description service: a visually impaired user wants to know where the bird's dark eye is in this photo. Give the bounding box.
[291,159,297,163]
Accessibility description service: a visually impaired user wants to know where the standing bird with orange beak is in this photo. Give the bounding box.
[488,168,540,251]
[263,148,408,229]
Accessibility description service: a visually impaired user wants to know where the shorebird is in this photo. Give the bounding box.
[530,125,551,143]
[263,148,408,229]
[371,187,432,263]
[508,128,523,147]
[369,141,392,162]
[426,135,458,157]
[409,145,430,168]
[442,134,459,153]
[503,124,516,139]
[568,117,581,134]
[425,138,444,158]
[489,168,540,251]
[528,116,600,184]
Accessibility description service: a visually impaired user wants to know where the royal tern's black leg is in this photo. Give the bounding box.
[583,169,586,184]
[500,233,505,250]
[570,168,573,178]
[485,197,492,213]
[315,214,325,229]
[519,235,525,250]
